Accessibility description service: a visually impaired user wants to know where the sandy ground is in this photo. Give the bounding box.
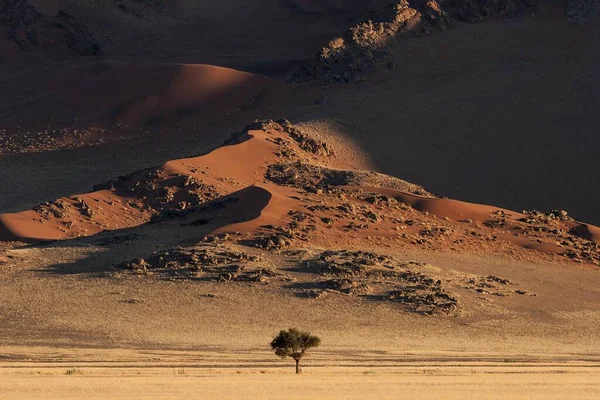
[2,363,599,399]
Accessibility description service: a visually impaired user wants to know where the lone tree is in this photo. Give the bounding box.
[270,328,321,374]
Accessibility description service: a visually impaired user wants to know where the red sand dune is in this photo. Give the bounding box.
[0,123,598,271]
[45,61,290,126]
[0,127,283,242]
[352,186,600,250]
[0,190,148,242]
[360,187,522,222]
[570,224,600,243]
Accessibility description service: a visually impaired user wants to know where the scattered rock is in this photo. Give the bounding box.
[251,234,293,251]
[387,287,457,315]
[225,119,332,156]
[124,298,144,304]
[305,250,458,314]
[113,244,294,283]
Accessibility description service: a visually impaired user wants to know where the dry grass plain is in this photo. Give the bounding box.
[2,362,599,399]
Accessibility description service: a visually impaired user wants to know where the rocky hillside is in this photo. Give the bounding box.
[0,0,101,57]
[291,0,593,83]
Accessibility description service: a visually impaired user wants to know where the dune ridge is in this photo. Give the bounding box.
[0,126,280,241]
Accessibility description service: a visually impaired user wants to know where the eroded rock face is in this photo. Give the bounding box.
[0,0,102,55]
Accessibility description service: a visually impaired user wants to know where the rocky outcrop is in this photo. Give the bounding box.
[0,0,102,56]
[422,0,454,31]
[54,10,103,56]
[444,0,538,23]
[290,0,420,83]
[290,0,543,84]
[566,0,599,23]
[0,0,40,50]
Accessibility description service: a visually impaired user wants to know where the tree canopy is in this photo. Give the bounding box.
[270,328,321,373]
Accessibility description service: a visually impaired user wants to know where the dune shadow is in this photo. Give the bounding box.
[23,226,158,275]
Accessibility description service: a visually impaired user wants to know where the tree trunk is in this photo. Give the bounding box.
[295,359,300,374]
